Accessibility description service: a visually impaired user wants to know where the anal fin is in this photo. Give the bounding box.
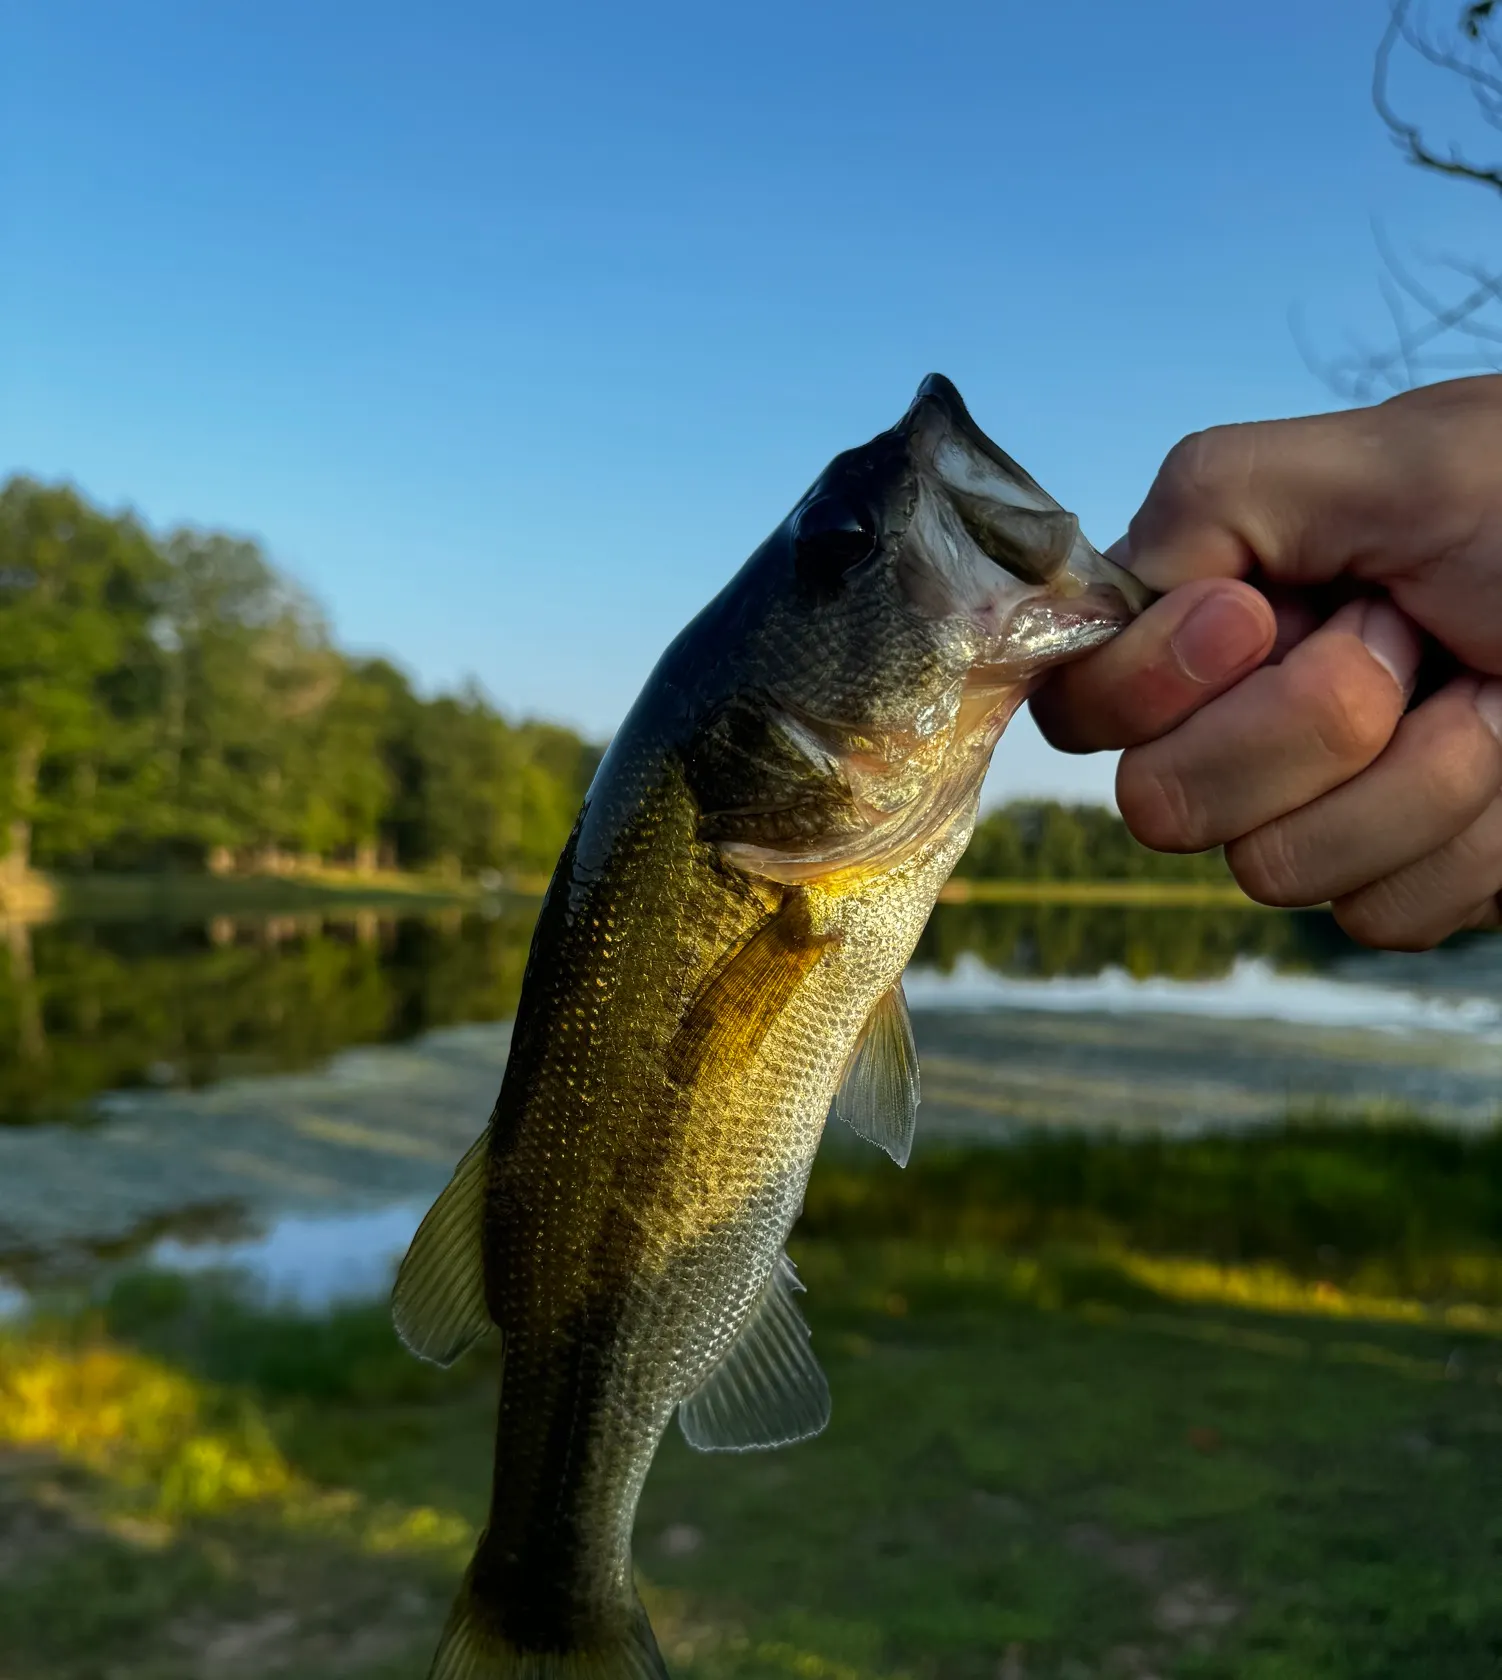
[392,1129,494,1367]
[833,981,920,1167]
[679,1254,831,1452]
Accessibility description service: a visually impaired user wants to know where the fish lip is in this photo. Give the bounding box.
[1056,532,1157,619]
[900,373,1048,497]
[901,372,1157,621]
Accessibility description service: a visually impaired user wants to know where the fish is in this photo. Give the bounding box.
[392,374,1149,1679]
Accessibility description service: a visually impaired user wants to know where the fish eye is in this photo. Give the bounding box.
[792,495,877,592]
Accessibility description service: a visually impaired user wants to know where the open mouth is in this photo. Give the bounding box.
[904,373,1052,497]
[899,372,1153,655]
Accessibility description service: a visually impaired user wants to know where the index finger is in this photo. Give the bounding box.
[1127,377,1502,595]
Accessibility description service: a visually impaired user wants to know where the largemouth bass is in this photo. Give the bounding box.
[393,375,1148,1679]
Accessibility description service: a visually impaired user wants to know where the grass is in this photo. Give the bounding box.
[802,1119,1502,1307]
[6,1121,1502,1677]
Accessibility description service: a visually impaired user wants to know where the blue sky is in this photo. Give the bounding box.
[0,1,1487,803]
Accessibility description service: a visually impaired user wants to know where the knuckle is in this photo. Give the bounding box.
[1333,883,1445,954]
[1227,824,1316,907]
[1423,727,1498,816]
[1117,753,1207,852]
[1293,664,1391,766]
[1153,427,1241,513]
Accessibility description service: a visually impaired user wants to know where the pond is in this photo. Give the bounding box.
[3,896,1502,1305]
[0,895,1442,1129]
[0,900,541,1128]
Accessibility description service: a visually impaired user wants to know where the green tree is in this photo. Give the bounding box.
[0,480,164,877]
[408,686,580,879]
[0,476,599,885]
[291,663,396,868]
[156,530,334,866]
[958,799,1232,883]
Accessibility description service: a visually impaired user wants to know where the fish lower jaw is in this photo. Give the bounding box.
[954,671,1033,748]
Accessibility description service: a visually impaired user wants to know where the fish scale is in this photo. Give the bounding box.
[389,374,1149,1679]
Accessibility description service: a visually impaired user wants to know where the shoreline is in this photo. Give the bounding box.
[938,877,1271,908]
[0,868,1281,925]
[34,868,489,924]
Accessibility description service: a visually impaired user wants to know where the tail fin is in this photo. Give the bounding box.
[427,1563,669,1680]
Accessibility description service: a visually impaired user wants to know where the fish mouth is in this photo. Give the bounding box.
[902,373,1051,502]
[716,378,1152,890]
[898,373,1153,667]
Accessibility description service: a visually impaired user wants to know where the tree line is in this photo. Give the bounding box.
[0,476,600,881]
[0,475,1233,888]
[956,799,1232,883]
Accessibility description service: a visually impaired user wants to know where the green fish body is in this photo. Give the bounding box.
[393,376,1147,1679]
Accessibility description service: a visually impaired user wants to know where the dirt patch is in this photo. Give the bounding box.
[1063,1518,1240,1670]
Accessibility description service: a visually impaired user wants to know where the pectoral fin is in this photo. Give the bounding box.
[391,1129,494,1367]
[679,1254,831,1452]
[833,981,920,1167]
[668,894,836,1087]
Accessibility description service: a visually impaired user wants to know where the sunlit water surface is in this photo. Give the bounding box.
[903,953,1502,1039]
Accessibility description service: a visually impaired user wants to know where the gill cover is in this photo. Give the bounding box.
[688,374,1150,886]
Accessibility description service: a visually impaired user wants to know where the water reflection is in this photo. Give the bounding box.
[902,953,1502,1039]
[912,899,1342,981]
[0,900,538,1126]
[152,1202,425,1311]
[3,897,1499,1313]
[0,897,1371,1127]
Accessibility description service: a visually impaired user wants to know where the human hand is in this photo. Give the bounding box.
[1031,376,1502,950]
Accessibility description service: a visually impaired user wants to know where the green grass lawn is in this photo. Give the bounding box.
[5,1123,1502,1678]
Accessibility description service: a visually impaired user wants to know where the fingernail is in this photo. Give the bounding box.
[1476,680,1502,743]
[1170,591,1269,685]
[1360,599,1422,699]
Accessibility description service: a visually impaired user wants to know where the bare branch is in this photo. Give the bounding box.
[1312,4,1502,400]
[1378,270,1419,388]
[1374,225,1502,345]
[1308,240,1502,401]
[1399,2,1502,102]
[1374,0,1502,192]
